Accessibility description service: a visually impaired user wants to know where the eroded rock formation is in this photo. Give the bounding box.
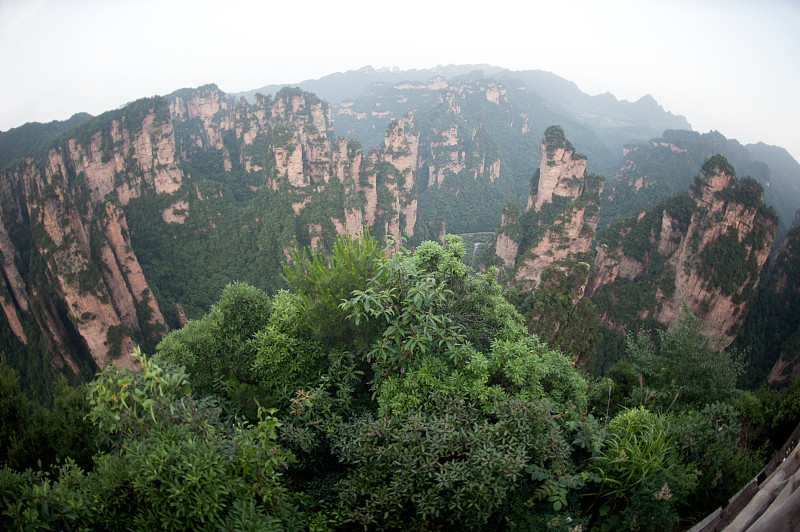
[588,155,778,347]
[487,126,604,291]
[0,85,423,378]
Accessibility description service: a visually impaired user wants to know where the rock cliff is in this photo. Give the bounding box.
[0,85,423,383]
[601,129,800,246]
[487,126,604,291]
[0,98,179,374]
[480,126,604,362]
[357,113,419,238]
[332,74,532,235]
[763,221,800,386]
[588,155,778,347]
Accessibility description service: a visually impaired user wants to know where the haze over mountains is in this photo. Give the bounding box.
[238,65,692,170]
[240,65,798,237]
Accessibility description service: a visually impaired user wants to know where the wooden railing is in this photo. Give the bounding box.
[688,421,800,531]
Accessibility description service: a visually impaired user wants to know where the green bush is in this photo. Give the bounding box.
[625,307,742,408]
[332,391,568,530]
[156,281,272,394]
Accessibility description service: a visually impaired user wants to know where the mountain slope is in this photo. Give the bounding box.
[602,130,800,242]
[0,85,425,393]
[589,155,778,348]
[238,65,690,173]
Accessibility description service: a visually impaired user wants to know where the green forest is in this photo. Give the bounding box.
[2,233,800,531]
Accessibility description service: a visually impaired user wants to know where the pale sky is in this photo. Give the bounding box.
[1,0,799,162]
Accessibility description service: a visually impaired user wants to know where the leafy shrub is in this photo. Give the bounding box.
[332,391,567,531]
[671,402,761,512]
[589,407,693,531]
[490,336,587,411]
[625,307,742,408]
[250,290,325,398]
[156,282,272,394]
[283,230,382,351]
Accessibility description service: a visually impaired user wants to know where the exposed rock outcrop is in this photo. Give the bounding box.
[487,126,603,291]
[421,89,502,188]
[0,84,429,381]
[362,112,419,237]
[0,101,180,372]
[531,128,589,211]
[588,155,778,347]
[764,220,800,386]
[478,126,603,364]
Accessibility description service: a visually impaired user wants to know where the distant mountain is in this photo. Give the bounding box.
[493,70,691,161]
[603,129,800,241]
[237,66,799,241]
[235,65,691,173]
[235,64,507,106]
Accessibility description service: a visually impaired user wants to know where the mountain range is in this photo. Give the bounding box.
[0,65,798,397]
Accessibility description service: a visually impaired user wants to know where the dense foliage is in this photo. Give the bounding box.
[2,233,793,531]
[506,262,601,366]
[735,224,800,386]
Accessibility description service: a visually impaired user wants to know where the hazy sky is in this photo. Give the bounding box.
[1,0,799,162]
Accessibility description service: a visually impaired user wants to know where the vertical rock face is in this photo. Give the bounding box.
[763,220,800,386]
[331,137,364,236]
[494,204,521,270]
[479,126,603,364]
[264,89,334,189]
[0,99,181,372]
[258,88,419,244]
[0,84,428,380]
[487,126,603,291]
[768,333,800,386]
[0,188,29,344]
[421,86,502,189]
[531,128,589,210]
[366,112,419,237]
[588,155,778,347]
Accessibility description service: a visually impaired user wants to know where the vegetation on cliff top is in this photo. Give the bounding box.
[543,125,576,158]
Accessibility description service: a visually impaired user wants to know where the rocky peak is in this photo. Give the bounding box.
[486,126,603,290]
[530,126,588,211]
[360,112,420,238]
[691,154,737,205]
[269,87,331,133]
[170,85,229,122]
[265,88,335,188]
[383,112,418,178]
[588,155,777,347]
